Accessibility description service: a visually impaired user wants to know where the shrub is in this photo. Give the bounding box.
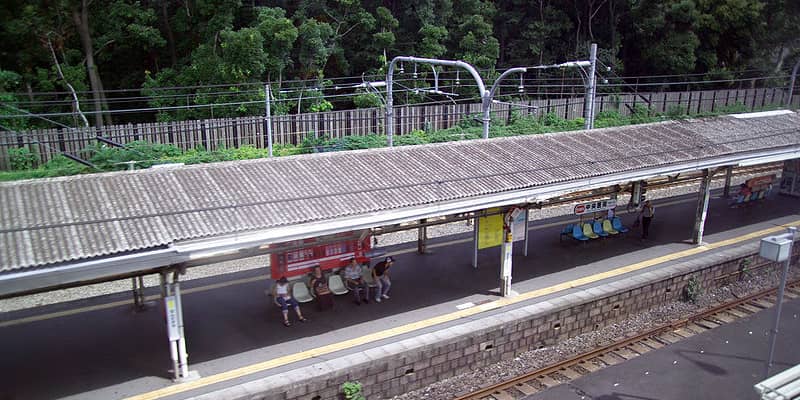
[341,381,366,400]
[8,147,38,170]
[683,275,702,303]
[353,92,382,109]
[338,134,385,150]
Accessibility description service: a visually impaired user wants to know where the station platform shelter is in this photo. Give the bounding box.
[1,187,798,400]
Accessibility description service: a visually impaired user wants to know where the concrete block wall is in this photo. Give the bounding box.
[194,241,798,400]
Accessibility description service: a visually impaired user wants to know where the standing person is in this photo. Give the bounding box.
[310,266,335,311]
[344,258,370,305]
[271,277,308,326]
[372,256,394,302]
[639,200,655,239]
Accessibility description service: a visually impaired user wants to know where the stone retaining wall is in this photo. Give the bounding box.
[194,240,798,400]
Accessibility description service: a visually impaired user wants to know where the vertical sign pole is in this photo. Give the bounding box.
[473,216,480,268]
[174,280,189,379]
[500,211,513,297]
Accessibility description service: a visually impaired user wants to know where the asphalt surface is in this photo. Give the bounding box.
[0,191,798,400]
[525,297,800,400]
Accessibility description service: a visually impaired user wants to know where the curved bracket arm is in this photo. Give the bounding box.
[489,67,528,100]
[387,56,489,145]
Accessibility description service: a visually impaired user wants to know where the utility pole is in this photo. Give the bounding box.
[584,43,598,130]
[788,58,800,108]
[265,83,273,157]
[759,226,797,378]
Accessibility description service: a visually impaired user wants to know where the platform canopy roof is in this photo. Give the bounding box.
[1,110,799,297]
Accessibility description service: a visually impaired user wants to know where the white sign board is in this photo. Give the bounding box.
[511,208,527,242]
[164,295,180,341]
[573,199,617,216]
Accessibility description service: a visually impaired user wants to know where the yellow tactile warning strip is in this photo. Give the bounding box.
[122,220,800,400]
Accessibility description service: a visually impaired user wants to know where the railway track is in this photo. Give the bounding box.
[454,279,800,400]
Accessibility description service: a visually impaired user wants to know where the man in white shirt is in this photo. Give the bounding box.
[344,258,370,305]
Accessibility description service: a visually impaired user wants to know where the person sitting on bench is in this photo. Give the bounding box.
[310,266,335,311]
[344,258,370,305]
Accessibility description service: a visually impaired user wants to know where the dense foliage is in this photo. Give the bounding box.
[0,0,797,128]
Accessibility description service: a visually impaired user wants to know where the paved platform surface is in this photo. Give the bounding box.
[0,191,798,400]
[525,297,800,400]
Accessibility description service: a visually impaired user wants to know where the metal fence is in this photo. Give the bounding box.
[1,87,796,170]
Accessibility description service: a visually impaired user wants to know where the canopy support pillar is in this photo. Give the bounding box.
[131,276,147,311]
[692,169,713,244]
[723,166,734,198]
[417,219,427,254]
[160,269,195,382]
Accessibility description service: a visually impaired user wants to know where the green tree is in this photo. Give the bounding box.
[449,0,499,69]
[623,0,701,75]
[417,24,448,58]
[255,7,298,83]
[695,0,764,73]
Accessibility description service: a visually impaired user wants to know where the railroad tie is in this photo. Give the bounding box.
[537,374,561,388]
[514,382,539,396]
[489,390,515,400]
[577,360,602,372]
[712,313,736,324]
[558,367,583,380]
[627,343,652,355]
[612,347,639,360]
[641,338,665,349]
[672,328,697,339]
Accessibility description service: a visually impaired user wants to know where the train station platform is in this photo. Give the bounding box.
[1,191,798,400]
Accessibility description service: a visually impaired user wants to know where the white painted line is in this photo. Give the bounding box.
[456,302,476,310]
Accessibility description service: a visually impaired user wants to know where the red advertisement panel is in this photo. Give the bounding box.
[269,232,372,279]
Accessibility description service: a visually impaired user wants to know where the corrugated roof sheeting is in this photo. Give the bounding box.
[1,112,800,273]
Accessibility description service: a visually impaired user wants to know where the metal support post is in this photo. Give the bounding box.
[584,43,598,130]
[162,270,191,381]
[472,217,479,268]
[500,213,513,297]
[723,166,733,198]
[764,227,797,378]
[173,273,189,379]
[417,219,427,254]
[265,84,274,157]
[692,169,713,244]
[131,276,147,310]
[523,209,530,257]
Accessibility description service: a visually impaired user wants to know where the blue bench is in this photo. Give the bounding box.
[564,218,631,243]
